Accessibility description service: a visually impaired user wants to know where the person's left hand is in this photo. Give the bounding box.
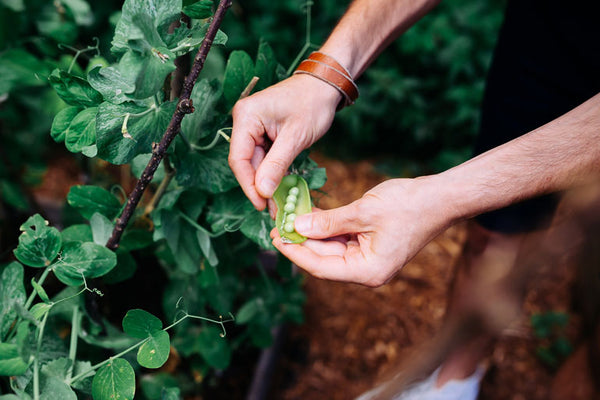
[271,176,456,286]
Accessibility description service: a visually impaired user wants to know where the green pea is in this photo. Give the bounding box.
[284,222,295,233]
[286,194,297,204]
[273,174,312,244]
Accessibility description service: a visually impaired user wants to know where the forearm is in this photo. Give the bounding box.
[438,93,600,223]
[319,0,441,77]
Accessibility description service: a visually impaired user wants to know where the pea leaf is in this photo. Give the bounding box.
[91,358,135,400]
[180,79,222,143]
[61,224,93,243]
[31,278,50,304]
[90,212,114,246]
[254,40,279,92]
[183,0,213,19]
[0,180,29,211]
[0,342,29,376]
[153,209,202,274]
[111,0,182,55]
[206,188,254,233]
[67,185,122,220]
[64,107,97,154]
[96,100,177,165]
[122,309,163,339]
[166,20,227,52]
[137,330,170,369]
[13,214,62,268]
[40,376,77,400]
[0,262,26,338]
[102,250,137,284]
[197,326,230,370]
[222,50,254,110]
[53,241,117,286]
[50,106,81,143]
[240,210,274,250]
[48,69,103,107]
[121,50,177,99]
[0,0,24,12]
[61,0,94,26]
[0,49,50,95]
[87,66,135,104]
[173,143,238,193]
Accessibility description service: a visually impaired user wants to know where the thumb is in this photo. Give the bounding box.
[294,203,362,239]
[255,135,299,198]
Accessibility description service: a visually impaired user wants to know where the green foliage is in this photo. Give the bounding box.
[531,311,573,369]
[1,0,314,398]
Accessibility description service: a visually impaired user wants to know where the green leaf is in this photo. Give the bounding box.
[103,250,137,284]
[0,49,49,94]
[96,100,177,164]
[90,212,114,246]
[167,21,227,53]
[197,326,230,369]
[183,0,213,19]
[92,358,135,400]
[0,342,29,376]
[61,224,93,243]
[0,262,26,338]
[0,180,29,211]
[197,230,218,267]
[153,209,202,274]
[67,185,121,220]
[180,79,222,143]
[36,4,77,44]
[240,209,275,250]
[61,0,94,26]
[254,40,279,92]
[122,309,163,339]
[51,106,82,143]
[64,107,97,153]
[111,0,182,55]
[53,242,117,286]
[137,330,170,369]
[0,0,24,12]
[206,188,254,233]
[120,228,154,251]
[235,298,261,325]
[40,376,77,400]
[31,278,50,304]
[48,69,103,107]
[161,387,181,400]
[41,357,72,380]
[29,303,52,320]
[14,214,62,268]
[140,373,179,400]
[70,360,95,392]
[87,66,136,104]
[120,50,176,99]
[174,143,238,193]
[222,50,255,110]
[131,154,165,182]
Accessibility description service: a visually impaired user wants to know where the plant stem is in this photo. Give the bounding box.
[33,312,49,400]
[143,156,175,217]
[105,0,233,251]
[66,305,80,381]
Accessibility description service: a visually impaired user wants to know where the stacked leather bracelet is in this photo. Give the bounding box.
[293,51,359,110]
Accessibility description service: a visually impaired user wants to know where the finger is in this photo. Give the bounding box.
[255,133,299,198]
[302,238,347,257]
[294,203,365,239]
[272,234,366,283]
[229,115,267,210]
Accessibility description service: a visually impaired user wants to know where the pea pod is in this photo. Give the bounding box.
[273,174,312,243]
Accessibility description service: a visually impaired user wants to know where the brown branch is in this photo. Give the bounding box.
[105,0,233,250]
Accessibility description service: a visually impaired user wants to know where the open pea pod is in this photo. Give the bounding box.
[273,174,312,244]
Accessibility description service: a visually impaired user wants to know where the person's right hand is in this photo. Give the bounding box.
[229,74,342,211]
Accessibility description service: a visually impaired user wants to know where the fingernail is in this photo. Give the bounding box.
[259,178,277,197]
[294,214,311,235]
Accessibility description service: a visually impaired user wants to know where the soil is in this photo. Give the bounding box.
[267,154,594,400]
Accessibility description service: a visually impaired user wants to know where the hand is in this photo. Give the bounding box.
[229,74,342,211]
[271,176,457,286]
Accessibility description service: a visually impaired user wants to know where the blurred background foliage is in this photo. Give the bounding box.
[221,0,508,176]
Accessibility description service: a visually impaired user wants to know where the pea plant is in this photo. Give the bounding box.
[0,0,325,398]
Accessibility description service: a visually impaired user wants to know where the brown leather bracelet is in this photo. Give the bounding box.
[293,59,359,109]
[307,51,352,78]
